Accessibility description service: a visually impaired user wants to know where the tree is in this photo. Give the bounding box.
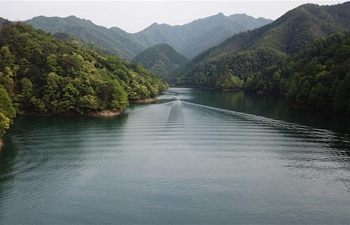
[296,80,311,105]
[109,79,128,110]
[309,83,327,106]
[58,83,79,112]
[0,112,10,139]
[18,78,34,111]
[333,73,350,112]
[0,85,16,139]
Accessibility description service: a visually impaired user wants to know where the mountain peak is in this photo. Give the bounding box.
[150,22,159,26]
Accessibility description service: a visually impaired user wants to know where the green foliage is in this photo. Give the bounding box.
[177,47,287,89]
[0,84,15,139]
[0,22,168,118]
[333,73,350,113]
[253,32,350,113]
[309,83,327,106]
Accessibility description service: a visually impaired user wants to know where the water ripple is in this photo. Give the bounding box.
[1,99,350,224]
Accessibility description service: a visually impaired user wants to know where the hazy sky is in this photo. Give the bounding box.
[0,1,346,33]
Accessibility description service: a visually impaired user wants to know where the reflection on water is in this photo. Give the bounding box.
[182,88,350,134]
[0,88,350,224]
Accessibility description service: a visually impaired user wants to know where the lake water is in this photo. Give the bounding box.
[1,88,350,224]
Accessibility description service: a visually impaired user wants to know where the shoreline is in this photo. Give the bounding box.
[131,98,156,103]
[21,109,124,118]
[87,109,123,117]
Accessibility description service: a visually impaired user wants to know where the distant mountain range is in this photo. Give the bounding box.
[132,44,189,80]
[0,17,6,26]
[24,16,145,61]
[24,14,272,60]
[174,2,350,87]
[130,13,272,58]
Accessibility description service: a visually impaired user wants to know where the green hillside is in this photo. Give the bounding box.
[175,2,350,88]
[132,44,189,82]
[246,32,350,113]
[0,22,168,139]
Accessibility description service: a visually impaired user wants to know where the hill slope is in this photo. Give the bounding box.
[246,32,350,113]
[24,16,145,60]
[175,2,350,88]
[25,14,272,60]
[132,44,189,81]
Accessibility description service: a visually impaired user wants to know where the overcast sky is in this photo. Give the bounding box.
[0,1,346,33]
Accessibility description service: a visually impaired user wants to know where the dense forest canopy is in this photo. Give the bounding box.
[247,32,350,113]
[0,22,168,140]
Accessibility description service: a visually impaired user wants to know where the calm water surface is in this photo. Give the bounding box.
[1,88,350,224]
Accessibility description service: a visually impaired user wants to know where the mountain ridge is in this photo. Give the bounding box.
[24,15,145,60]
[132,13,272,58]
[25,13,272,60]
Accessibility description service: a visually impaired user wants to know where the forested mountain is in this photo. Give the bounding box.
[0,22,168,139]
[25,16,145,60]
[132,44,189,81]
[25,14,272,60]
[246,32,350,113]
[175,2,350,89]
[0,17,5,27]
[52,32,116,56]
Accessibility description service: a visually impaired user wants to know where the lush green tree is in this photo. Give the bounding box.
[107,79,129,110]
[296,80,311,105]
[0,112,10,139]
[334,73,350,112]
[0,85,15,139]
[309,83,327,106]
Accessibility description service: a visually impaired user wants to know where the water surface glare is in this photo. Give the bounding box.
[1,88,350,224]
